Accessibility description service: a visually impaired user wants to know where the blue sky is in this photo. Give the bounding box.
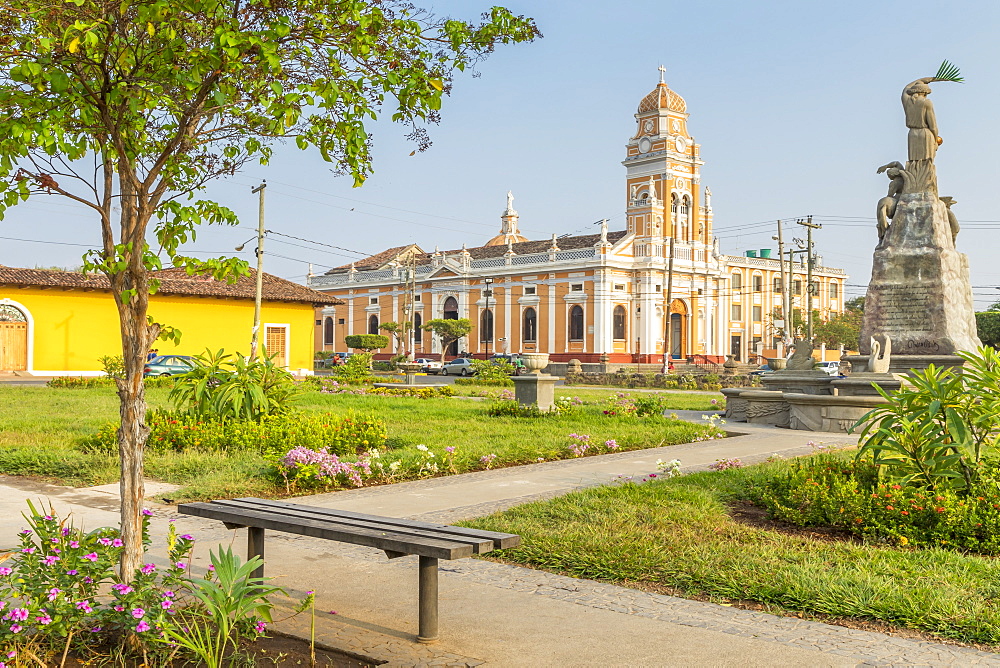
[3,0,1000,307]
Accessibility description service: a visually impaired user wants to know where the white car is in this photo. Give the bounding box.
[413,358,442,374]
[816,361,842,376]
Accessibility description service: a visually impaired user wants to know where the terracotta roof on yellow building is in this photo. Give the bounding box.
[0,266,340,305]
[638,82,686,114]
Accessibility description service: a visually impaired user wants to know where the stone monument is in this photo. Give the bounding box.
[512,352,559,412]
[853,62,981,372]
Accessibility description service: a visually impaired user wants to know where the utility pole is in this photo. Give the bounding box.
[249,181,266,360]
[797,215,822,341]
[773,220,788,348]
[661,236,675,373]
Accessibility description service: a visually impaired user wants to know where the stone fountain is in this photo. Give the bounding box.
[374,360,447,390]
[723,64,981,432]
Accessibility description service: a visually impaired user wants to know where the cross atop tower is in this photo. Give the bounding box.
[658,64,666,84]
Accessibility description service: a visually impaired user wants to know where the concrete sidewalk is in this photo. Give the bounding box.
[1,420,998,666]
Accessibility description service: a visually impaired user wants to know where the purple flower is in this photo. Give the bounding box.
[444,446,455,454]
[36,614,52,625]
[9,625,21,634]
[83,576,93,584]
[66,569,78,576]
[179,534,193,540]
[9,608,28,622]
[111,539,123,548]
[255,621,267,633]
[163,591,175,598]
[0,568,11,577]
[112,584,133,595]
[19,529,30,535]
[131,608,145,619]
[136,620,150,632]
[90,626,102,633]
[174,562,186,569]
[47,588,61,601]
[43,555,59,566]
[141,563,156,575]
[76,600,94,613]
[83,552,99,562]
[142,509,153,516]
[61,527,71,536]
[20,548,34,555]
[161,600,173,609]
[69,541,79,549]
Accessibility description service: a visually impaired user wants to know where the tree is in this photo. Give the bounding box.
[344,334,389,352]
[814,297,864,350]
[976,312,1000,348]
[379,321,412,357]
[0,0,538,575]
[422,318,472,360]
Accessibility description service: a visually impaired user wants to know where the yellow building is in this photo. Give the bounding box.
[0,267,338,375]
[308,72,847,363]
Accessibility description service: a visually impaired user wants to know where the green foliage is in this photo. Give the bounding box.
[344,334,389,352]
[455,376,514,387]
[169,349,302,421]
[156,547,285,668]
[98,354,125,380]
[378,321,412,354]
[366,385,454,399]
[470,358,516,382]
[82,409,387,457]
[422,318,473,358]
[975,311,1000,348]
[854,347,1000,490]
[47,375,176,389]
[602,392,670,417]
[748,452,1000,553]
[332,352,375,383]
[934,59,964,83]
[813,299,864,349]
[486,400,547,418]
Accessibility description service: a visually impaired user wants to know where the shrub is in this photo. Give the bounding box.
[365,385,454,398]
[602,392,668,417]
[170,349,302,421]
[470,358,515,383]
[855,346,1000,491]
[47,376,176,389]
[344,334,389,351]
[454,376,513,387]
[486,400,547,418]
[331,352,375,383]
[274,446,375,490]
[747,453,1000,553]
[98,354,125,379]
[81,410,387,457]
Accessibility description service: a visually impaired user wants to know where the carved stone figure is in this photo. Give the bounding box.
[902,78,942,162]
[940,196,960,243]
[786,338,816,370]
[506,190,515,213]
[867,335,892,373]
[875,161,905,242]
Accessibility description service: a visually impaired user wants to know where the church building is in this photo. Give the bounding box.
[307,72,847,363]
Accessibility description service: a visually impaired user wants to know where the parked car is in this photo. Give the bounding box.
[413,358,443,374]
[488,353,526,375]
[440,358,475,376]
[748,364,771,377]
[816,360,842,376]
[143,355,194,377]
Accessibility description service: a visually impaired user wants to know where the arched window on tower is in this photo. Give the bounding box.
[368,314,379,335]
[613,305,627,340]
[413,312,422,344]
[323,317,334,346]
[569,305,584,341]
[680,196,691,239]
[522,307,537,343]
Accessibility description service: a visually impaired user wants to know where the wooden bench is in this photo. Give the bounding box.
[177,497,520,643]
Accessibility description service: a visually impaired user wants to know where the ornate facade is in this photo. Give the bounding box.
[308,73,847,362]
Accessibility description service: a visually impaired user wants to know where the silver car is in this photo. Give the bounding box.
[440,358,475,376]
[816,361,842,376]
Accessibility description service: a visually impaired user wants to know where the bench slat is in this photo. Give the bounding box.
[178,503,475,560]
[233,497,521,550]
[209,499,495,554]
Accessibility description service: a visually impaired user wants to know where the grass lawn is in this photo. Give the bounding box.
[0,385,718,502]
[447,384,723,410]
[463,460,1000,647]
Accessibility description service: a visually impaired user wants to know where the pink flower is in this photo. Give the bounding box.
[98,538,112,546]
[112,583,133,595]
[136,620,150,632]
[179,534,193,540]
[20,548,34,555]
[174,562,186,570]
[445,446,456,454]
[66,569,78,575]
[47,588,61,601]
[9,608,28,622]
[9,625,21,634]
[43,555,59,566]
[255,621,267,633]
[69,540,79,548]
[0,568,11,577]
[131,608,145,619]
[111,539,124,548]
[141,564,156,575]
[76,600,94,613]
[113,605,124,612]
[160,600,173,609]
[36,614,52,625]
[142,509,153,516]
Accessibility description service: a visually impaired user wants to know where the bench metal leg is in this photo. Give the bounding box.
[417,555,439,643]
[248,527,265,580]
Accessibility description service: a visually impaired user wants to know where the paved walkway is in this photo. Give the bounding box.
[1,418,998,666]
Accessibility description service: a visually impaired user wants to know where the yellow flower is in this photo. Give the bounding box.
[898,536,909,546]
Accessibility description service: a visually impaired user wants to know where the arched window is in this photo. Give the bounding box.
[569,305,584,341]
[368,315,379,335]
[731,272,742,290]
[752,274,763,292]
[413,312,422,343]
[679,196,690,219]
[773,277,782,293]
[443,296,459,320]
[670,193,678,215]
[829,282,839,299]
[323,317,334,346]
[613,305,627,340]
[480,309,494,342]
[522,307,537,342]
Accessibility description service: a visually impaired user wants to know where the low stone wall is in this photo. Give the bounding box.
[564,371,760,391]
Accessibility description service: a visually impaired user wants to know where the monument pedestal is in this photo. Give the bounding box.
[761,370,834,395]
[832,371,901,397]
[512,374,558,412]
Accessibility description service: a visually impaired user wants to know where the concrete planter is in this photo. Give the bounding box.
[521,353,550,375]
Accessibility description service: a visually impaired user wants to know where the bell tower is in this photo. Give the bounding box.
[623,67,711,249]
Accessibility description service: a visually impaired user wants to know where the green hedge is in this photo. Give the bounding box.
[454,377,513,387]
[80,409,387,457]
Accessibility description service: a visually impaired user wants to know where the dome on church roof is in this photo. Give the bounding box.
[637,83,686,114]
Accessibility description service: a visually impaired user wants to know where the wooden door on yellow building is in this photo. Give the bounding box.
[0,316,27,371]
[265,326,288,368]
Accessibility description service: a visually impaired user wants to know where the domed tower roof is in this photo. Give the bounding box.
[637,66,686,113]
[485,191,529,247]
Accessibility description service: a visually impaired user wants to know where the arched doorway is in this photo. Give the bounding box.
[442,296,459,356]
[668,299,688,359]
[0,304,28,371]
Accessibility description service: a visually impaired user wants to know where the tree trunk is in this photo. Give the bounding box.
[114,295,156,580]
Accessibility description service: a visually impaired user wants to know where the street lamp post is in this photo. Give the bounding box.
[483,278,494,358]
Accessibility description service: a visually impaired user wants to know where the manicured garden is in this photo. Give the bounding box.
[0,367,721,503]
[466,349,1000,647]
